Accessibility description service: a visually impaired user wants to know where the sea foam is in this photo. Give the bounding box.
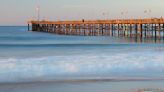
[0,51,164,83]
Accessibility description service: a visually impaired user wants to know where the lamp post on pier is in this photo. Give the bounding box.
[102,12,109,20]
[36,0,40,21]
[144,9,151,18]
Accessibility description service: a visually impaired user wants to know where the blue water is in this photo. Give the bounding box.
[0,26,164,92]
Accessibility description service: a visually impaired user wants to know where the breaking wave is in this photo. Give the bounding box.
[0,51,164,83]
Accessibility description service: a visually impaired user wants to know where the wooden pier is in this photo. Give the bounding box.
[28,18,164,39]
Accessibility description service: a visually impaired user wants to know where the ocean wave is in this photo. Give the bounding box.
[0,51,164,83]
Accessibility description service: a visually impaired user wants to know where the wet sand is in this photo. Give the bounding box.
[0,78,164,92]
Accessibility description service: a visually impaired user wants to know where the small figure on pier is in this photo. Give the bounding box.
[82,19,85,23]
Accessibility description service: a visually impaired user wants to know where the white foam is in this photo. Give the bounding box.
[0,51,164,83]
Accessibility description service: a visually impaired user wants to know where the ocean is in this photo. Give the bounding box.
[0,26,164,92]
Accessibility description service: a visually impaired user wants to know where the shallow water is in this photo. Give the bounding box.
[0,26,164,92]
[0,80,164,92]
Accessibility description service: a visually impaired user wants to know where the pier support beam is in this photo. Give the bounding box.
[155,24,157,38]
[28,24,30,31]
[84,24,86,36]
[148,24,151,38]
[135,24,138,38]
[111,24,114,36]
[108,24,111,36]
[92,24,95,36]
[144,24,147,38]
[140,24,143,38]
[163,24,164,38]
[130,24,132,38]
[158,24,161,39]
[118,24,120,36]
[52,24,55,33]
[151,24,154,37]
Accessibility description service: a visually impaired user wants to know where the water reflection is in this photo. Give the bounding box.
[118,36,164,44]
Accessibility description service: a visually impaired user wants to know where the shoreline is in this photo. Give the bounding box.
[1,77,164,84]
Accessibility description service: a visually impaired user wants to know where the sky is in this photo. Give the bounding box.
[0,0,164,25]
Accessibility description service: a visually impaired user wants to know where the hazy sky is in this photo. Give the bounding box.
[0,0,164,25]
